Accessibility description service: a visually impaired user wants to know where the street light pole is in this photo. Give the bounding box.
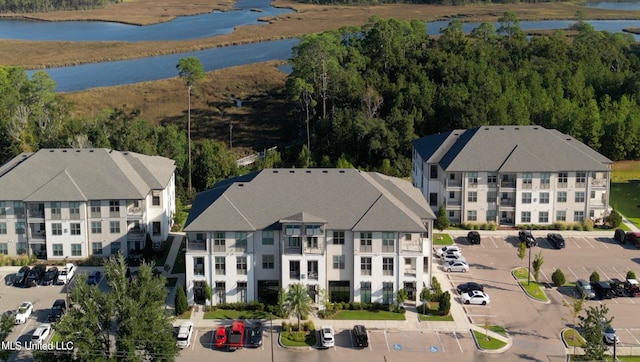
[270,313,274,362]
[527,228,532,286]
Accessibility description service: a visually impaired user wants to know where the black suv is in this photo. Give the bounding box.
[49,299,67,322]
[546,233,565,249]
[518,230,537,247]
[25,264,46,287]
[41,267,59,286]
[13,266,30,287]
[593,281,615,299]
[467,231,481,245]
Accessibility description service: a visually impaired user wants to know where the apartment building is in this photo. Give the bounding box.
[411,126,612,226]
[183,168,435,306]
[0,149,176,259]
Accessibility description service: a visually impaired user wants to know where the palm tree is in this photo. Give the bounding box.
[285,283,314,331]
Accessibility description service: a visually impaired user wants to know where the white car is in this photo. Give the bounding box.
[444,260,469,273]
[461,290,490,305]
[176,321,194,349]
[56,263,76,285]
[435,245,460,258]
[31,323,52,343]
[320,325,335,348]
[441,253,466,264]
[603,326,620,344]
[15,301,34,324]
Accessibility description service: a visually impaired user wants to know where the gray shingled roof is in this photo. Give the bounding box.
[0,149,176,201]
[414,126,611,172]
[184,169,435,233]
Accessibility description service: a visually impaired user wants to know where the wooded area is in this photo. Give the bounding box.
[0,0,117,13]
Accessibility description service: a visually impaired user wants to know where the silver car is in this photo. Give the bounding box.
[576,279,596,299]
[444,260,469,273]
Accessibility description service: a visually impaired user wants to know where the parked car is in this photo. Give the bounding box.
[444,260,469,273]
[15,301,34,324]
[175,321,194,349]
[25,264,46,286]
[461,290,491,305]
[48,299,67,322]
[603,326,620,345]
[56,263,76,285]
[608,278,626,297]
[593,281,615,299]
[249,321,263,347]
[435,245,461,258]
[625,279,640,297]
[467,231,481,245]
[31,323,52,344]
[353,325,369,347]
[518,230,537,247]
[320,325,335,348]
[40,267,59,286]
[215,326,228,349]
[228,320,245,351]
[456,282,484,295]
[87,271,102,285]
[614,228,626,243]
[441,253,466,264]
[441,248,463,258]
[576,279,596,299]
[13,266,30,287]
[625,232,640,248]
[546,233,566,249]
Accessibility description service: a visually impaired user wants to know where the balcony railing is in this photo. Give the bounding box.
[213,245,226,252]
[404,268,417,277]
[91,211,101,218]
[193,267,205,276]
[290,271,300,279]
[447,200,461,206]
[284,247,302,255]
[501,181,516,188]
[575,182,586,189]
[50,213,62,220]
[557,182,568,189]
[540,182,550,189]
[522,183,532,189]
[127,207,143,215]
[308,272,318,280]
[188,242,206,251]
[591,178,607,187]
[28,211,45,218]
[401,240,422,252]
[446,179,462,188]
[500,199,515,207]
[360,245,372,253]
[70,212,81,220]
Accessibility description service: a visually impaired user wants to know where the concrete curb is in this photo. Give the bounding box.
[469,325,513,353]
[511,268,552,304]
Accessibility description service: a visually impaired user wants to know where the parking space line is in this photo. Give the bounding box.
[567,267,579,280]
[504,236,514,248]
[489,236,498,248]
[582,237,595,249]
[348,328,354,350]
[367,331,372,351]
[540,269,550,283]
[191,330,198,350]
[383,330,390,351]
[453,331,464,353]
[624,328,640,345]
[434,331,445,353]
[611,266,625,279]
[572,238,581,249]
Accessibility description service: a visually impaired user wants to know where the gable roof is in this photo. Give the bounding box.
[0,148,175,201]
[184,169,434,233]
[413,126,611,172]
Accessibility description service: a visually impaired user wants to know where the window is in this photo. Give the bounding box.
[522,192,532,204]
[556,210,566,222]
[0,243,7,255]
[382,232,394,252]
[429,192,438,206]
[262,230,274,245]
[92,242,103,255]
[191,257,204,276]
[468,172,478,186]
[53,244,63,257]
[13,202,24,217]
[329,281,350,302]
[262,255,274,269]
[152,222,161,235]
[576,172,586,186]
[468,191,477,202]
[236,256,247,275]
[306,236,318,249]
[70,223,81,236]
[487,173,497,185]
[487,191,497,203]
[152,195,160,206]
[467,210,477,221]
[69,202,80,219]
[575,192,585,203]
[361,282,371,304]
[0,202,5,217]
[289,260,300,278]
[333,255,345,270]
[558,172,568,186]
[91,221,102,234]
[521,211,531,223]
[540,192,549,204]
[333,231,345,245]
[540,173,550,188]
[0,222,6,235]
[522,173,532,188]
[214,232,226,252]
[486,210,496,222]
[15,222,25,234]
[51,223,62,236]
[90,201,101,217]
[50,202,61,219]
[360,232,372,252]
[382,282,394,304]
[16,242,27,255]
[383,258,394,276]
[285,225,301,235]
[361,257,372,276]
[110,221,120,233]
[235,232,247,251]
[215,257,226,275]
[557,192,567,203]
[574,211,585,222]
[449,191,455,199]
[306,225,322,235]
[287,237,301,248]
[71,244,82,256]
[590,191,596,199]
[449,211,455,218]
[215,282,226,304]
[430,165,438,179]
[111,242,121,255]
[237,282,247,303]
[308,261,318,280]
[109,200,120,216]
[539,211,549,223]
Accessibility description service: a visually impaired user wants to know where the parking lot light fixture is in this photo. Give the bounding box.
[527,228,532,286]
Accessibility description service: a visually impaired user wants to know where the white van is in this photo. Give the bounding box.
[56,263,75,285]
[176,321,194,349]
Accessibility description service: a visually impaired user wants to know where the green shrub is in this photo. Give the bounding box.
[582,219,594,231]
[438,291,451,316]
[573,224,583,231]
[431,276,442,294]
[557,223,567,231]
[605,210,622,228]
[306,320,315,331]
[552,269,566,287]
[174,284,189,316]
[627,270,637,280]
[589,271,600,283]
[489,222,497,231]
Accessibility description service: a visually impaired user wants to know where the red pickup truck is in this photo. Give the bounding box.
[625,232,640,248]
[228,320,245,351]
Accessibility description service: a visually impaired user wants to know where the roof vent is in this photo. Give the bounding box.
[453,133,459,136]
[484,127,489,130]
[76,150,81,152]
[566,138,571,141]
[533,127,539,130]
[49,150,54,152]
[339,170,345,173]
[499,127,504,130]
[306,170,311,173]
[62,150,67,152]
[89,150,94,152]
[238,184,244,187]
[273,170,278,173]
[514,127,519,130]
[322,170,328,174]
[289,170,295,173]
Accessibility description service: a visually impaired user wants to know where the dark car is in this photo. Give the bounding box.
[576,279,596,299]
[546,233,565,249]
[456,282,484,295]
[48,299,66,322]
[518,230,537,247]
[25,264,46,287]
[87,271,102,285]
[614,228,626,243]
[40,267,59,286]
[353,325,369,347]
[249,321,263,347]
[626,232,640,248]
[608,278,626,297]
[593,281,615,299]
[467,231,481,245]
[13,266,30,287]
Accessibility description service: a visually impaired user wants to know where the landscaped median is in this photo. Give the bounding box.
[512,267,550,303]
[470,325,511,353]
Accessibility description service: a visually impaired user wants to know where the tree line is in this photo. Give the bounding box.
[0,0,118,12]
[285,14,640,176]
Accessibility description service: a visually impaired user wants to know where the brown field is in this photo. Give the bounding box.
[2,0,640,68]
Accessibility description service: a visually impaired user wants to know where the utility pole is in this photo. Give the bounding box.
[527,227,532,286]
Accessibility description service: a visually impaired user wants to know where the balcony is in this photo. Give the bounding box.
[522,183,532,189]
[557,182,568,189]
[500,199,515,207]
[188,241,207,251]
[575,182,586,189]
[446,179,462,188]
[401,240,422,253]
[500,180,516,188]
[591,178,608,187]
[540,182,550,189]
[447,200,461,206]
[404,268,417,278]
[28,210,45,218]
[284,246,302,255]
[127,206,144,216]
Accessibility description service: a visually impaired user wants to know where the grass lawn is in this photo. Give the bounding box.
[417,302,454,321]
[610,181,640,228]
[489,325,508,337]
[203,310,271,320]
[154,239,172,268]
[513,268,549,302]
[472,330,507,350]
[280,331,317,347]
[433,233,454,245]
[328,310,405,320]
[175,310,191,319]
[570,356,640,362]
[562,328,585,347]
[170,239,186,275]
